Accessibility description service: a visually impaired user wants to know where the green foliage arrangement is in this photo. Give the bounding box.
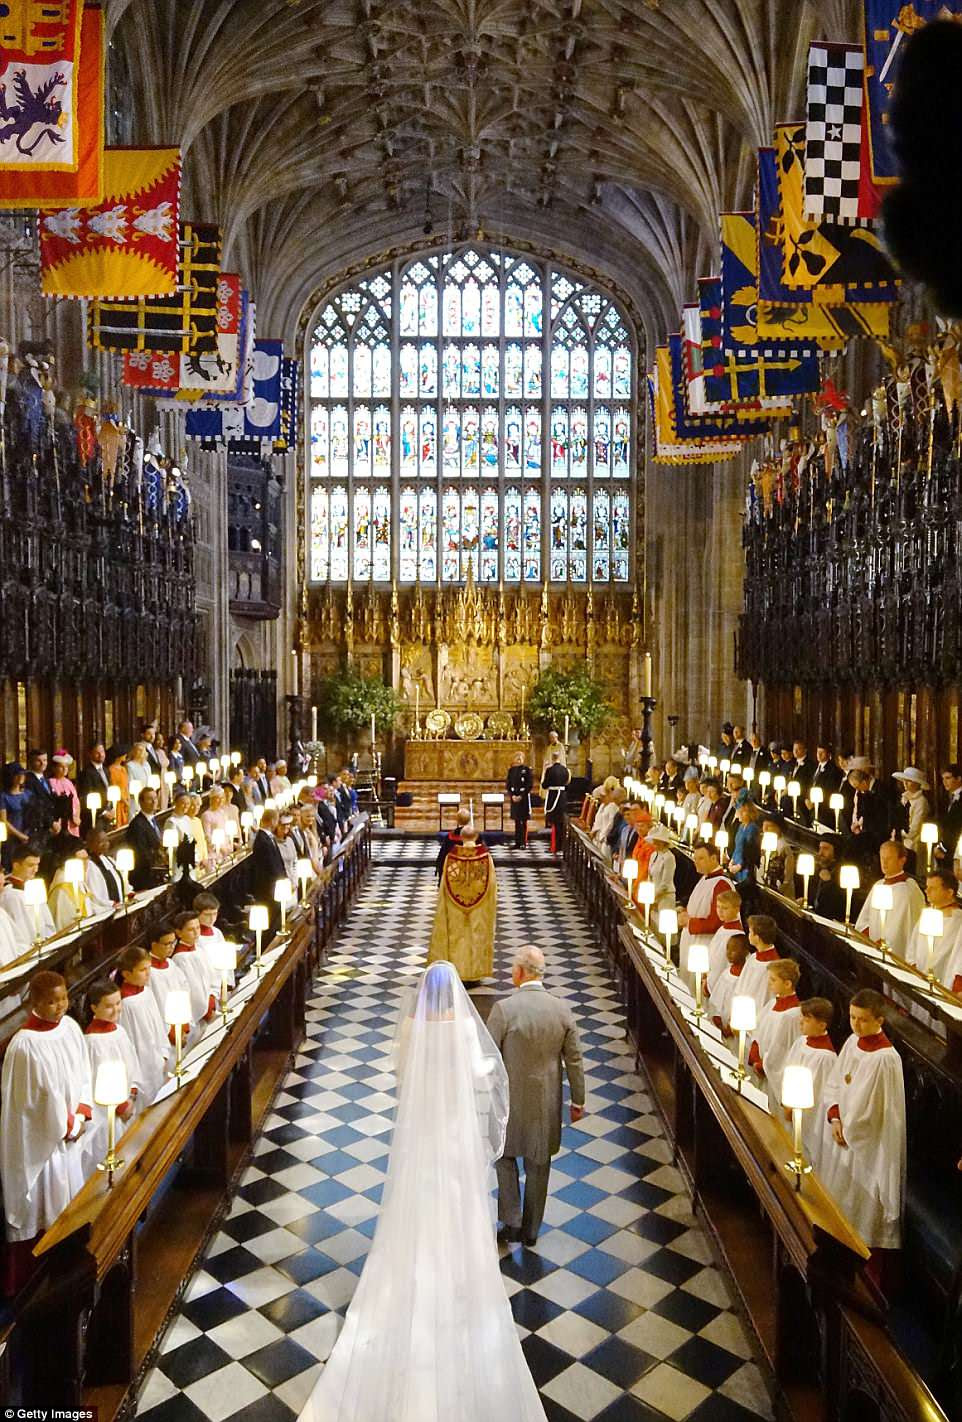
[316,673,402,732]
[527,666,614,738]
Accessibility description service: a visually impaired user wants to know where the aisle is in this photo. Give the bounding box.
[135,839,773,1422]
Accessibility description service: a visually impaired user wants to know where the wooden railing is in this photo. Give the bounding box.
[564,823,953,1422]
[0,819,371,1416]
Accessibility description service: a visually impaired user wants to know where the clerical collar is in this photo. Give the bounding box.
[518,980,544,990]
[857,1031,892,1051]
[806,1034,834,1050]
[883,874,907,884]
[773,994,800,1012]
[24,1012,60,1031]
[86,1019,117,1034]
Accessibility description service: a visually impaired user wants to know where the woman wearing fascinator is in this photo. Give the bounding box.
[298,959,546,1422]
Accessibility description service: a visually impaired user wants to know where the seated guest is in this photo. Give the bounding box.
[0,762,32,865]
[717,722,735,759]
[114,946,169,1103]
[748,959,802,1110]
[171,910,217,1027]
[243,763,265,806]
[708,933,750,1033]
[904,869,962,978]
[660,758,683,795]
[332,772,355,825]
[270,760,292,798]
[83,825,125,911]
[254,758,272,801]
[140,724,161,776]
[739,913,781,1014]
[746,732,768,774]
[0,971,96,1289]
[84,978,140,1128]
[124,786,165,891]
[327,775,349,833]
[679,767,701,820]
[48,751,81,837]
[677,843,734,972]
[805,836,846,922]
[892,766,930,852]
[782,997,837,1176]
[705,887,744,995]
[0,842,55,949]
[821,989,906,1254]
[618,802,652,867]
[701,778,726,833]
[760,813,795,896]
[125,741,152,799]
[854,840,924,955]
[106,745,131,829]
[251,806,287,909]
[729,800,761,885]
[642,823,677,911]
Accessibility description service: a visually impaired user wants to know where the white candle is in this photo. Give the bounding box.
[642,651,652,698]
[311,704,318,741]
[370,712,376,746]
[563,714,569,746]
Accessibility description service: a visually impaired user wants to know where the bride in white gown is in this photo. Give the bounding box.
[298,959,547,1422]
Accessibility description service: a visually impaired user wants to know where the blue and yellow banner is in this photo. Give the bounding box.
[701,270,820,404]
[864,0,962,185]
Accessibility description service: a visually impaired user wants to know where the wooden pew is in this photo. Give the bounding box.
[564,823,953,1422]
[1,820,371,1417]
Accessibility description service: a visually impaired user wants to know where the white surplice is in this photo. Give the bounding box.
[854,875,924,956]
[119,985,170,1105]
[749,997,802,1111]
[904,903,962,979]
[782,1035,837,1177]
[0,881,55,950]
[820,1035,906,1249]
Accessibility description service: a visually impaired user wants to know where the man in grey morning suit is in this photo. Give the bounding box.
[486,944,586,1247]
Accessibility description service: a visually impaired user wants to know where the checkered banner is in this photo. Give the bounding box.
[804,42,866,225]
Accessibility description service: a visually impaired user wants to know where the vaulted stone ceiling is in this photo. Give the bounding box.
[110,0,861,345]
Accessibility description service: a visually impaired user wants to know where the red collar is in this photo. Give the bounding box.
[806,1034,835,1050]
[704,869,725,879]
[8,878,24,890]
[150,956,171,969]
[120,983,144,998]
[23,1012,59,1032]
[884,874,907,885]
[720,918,741,930]
[773,994,800,1012]
[173,942,195,954]
[86,1019,117,1034]
[729,963,744,977]
[756,946,779,961]
[199,925,214,936]
[857,1032,892,1052]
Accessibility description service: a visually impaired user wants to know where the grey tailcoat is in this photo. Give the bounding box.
[486,985,585,1162]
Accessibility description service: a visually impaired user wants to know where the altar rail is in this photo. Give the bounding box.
[564,824,953,1422]
[0,820,371,1416]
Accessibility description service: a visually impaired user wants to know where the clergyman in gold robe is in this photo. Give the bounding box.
[428,827,497,982]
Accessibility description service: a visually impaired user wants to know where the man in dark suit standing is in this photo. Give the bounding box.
[811,744,843,796]
[177,720,200,767]
[251,807,288,915]
[937,763,962,863]
[125,786,165,890]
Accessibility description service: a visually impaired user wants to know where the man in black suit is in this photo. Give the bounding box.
[251,806,288,911]
[254,758,272,803]
[811,744,843,795]
[76,741,111,801]
[125,786,166,890]
[730,725,751,767]
[937,763,962,863]
[846,767,891,859]
[790,739,816,796]
[316,786,341,845]
[178,720,200,767]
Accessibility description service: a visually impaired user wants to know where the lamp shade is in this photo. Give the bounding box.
[761,832,778,856]
[781,1064,814,1111]
[162,825,179,851]
[773,775,787,793]
[248,904,269,933]
[220,754,230,771]
[699,821,713,841]
[729,994,757,1032]
[273,878,294,904]
[231,751,242,766]
[182,765,194,783]
[94,1058,128,1108]
[684,813,699,834]
[210,938,237,974]
[839,865,860,892]
[758,771,771,788]
[637,881,655,906]
[687,942,710,976]
[871,882,894,913]
[85,791,102,812]
[164,989,191,1027]
[295,857,312,884]
[240,811,253,831]
[63,857,85,886]
[658,908,678,936]
[810,786,823,806]
[787,779,800,799]
[796,852,815,879]
[264,797,277,811]
[106,785,122,805]
[164,770,177,788]
[0,821,6,842]
[920,822,939,846]
[115,847,135,876]
[147,774,161,791]
[622,858,639,884]
[720,759,731,774]
[714,830,729,852]
[211,828,226,852]
[22,878,47,908]
[742,766,755,783]
[654,793,665,811]
[196,760,208,779]
[829,793,844,812]
[919,906,945,939]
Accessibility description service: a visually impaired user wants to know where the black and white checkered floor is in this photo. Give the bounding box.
[135,837,773,1422]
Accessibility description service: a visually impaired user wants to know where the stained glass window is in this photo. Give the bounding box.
[308,248,635,583]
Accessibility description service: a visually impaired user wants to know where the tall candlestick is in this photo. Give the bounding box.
[415,683,420,732]
[563,713,569,746]
[311,704,318,742]
[642,651,652,698]
[370,712,376,746]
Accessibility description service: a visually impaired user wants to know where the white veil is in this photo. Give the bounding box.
[299,961,547,1422]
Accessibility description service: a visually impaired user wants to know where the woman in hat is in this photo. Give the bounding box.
[893,766,931,852]
[48,750,81,837]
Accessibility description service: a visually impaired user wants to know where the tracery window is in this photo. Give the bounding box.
[308,247,635,584]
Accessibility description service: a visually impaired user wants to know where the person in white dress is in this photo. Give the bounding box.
[781,997,836,1177]
[643,824,677,911]
[297,960,547,1422]
[892,766,930,852]
[820,990,906,1252]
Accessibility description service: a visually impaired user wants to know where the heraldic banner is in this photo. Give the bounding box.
[87,221,222,355]
[0,2,103,208]
[39,146,180,297]
[0,0,83,171]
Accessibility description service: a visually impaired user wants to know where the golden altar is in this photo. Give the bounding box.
[403,739,533,782]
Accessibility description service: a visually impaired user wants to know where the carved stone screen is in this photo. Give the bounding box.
[308,246,634,586]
